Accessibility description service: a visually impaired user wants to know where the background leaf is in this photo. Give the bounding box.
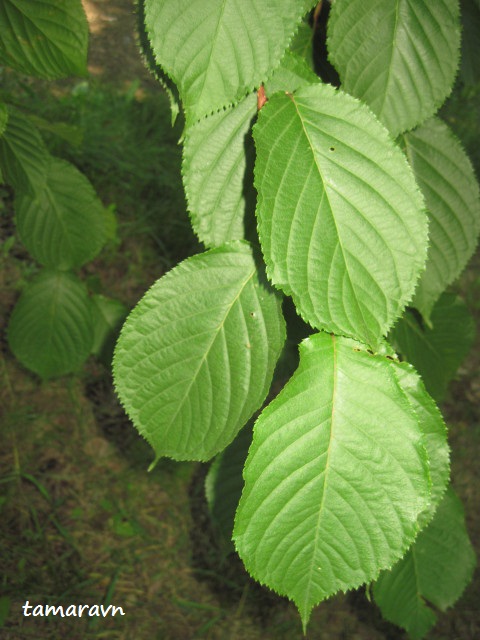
[289,21,314,69]
[7,270,94,379]
[254,83,427,347]
[328,0,461,137]
[459,0,480,86]
[91,294,128,367]
[389,293,475,402]
[0,102,8,138]
[400,118,480,320]
[234,332,431,628]
[264,50,319,96]
[0,0,88,79]
[15,158,107,270]
[144,0,309,122]
[113,242,286,463]
[0,107,48,194]
[374,487,476,639]
[393,363,449,529]
[205,423,253,555]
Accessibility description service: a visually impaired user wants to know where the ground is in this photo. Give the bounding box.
[1,1,479,639]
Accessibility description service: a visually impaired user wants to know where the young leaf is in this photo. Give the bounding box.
[328,0,461,137]
[254,84,427,348]
[7,270,94,379]
[400,118,480,320]
[389,293,475,402]
[15,158,107,270]
[144,0,309,122]
[0,0,88,79]
[183,93,257,248]
[374,487,476,639]
[0,107,49,195]
[113,242,286,463]
[234,332,431,629]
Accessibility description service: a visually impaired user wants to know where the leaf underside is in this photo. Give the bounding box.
[113,242,286,463]
[328,0,461,137]
[254,83,427,348]
[234,332,431,628]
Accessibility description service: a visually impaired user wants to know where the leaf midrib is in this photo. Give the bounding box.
[159,263,256,443]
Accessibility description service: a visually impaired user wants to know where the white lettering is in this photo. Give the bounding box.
[45,605,65,617]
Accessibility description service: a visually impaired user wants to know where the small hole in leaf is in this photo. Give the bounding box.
[329,147,335,152]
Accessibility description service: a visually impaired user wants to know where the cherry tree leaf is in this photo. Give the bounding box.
[400,118,480,320]
[328,0,461,137]
[7,270,94,379]
[15,158,107,270]
[254,83,427,348]
[234,332,431,628]
[374,487,476,639]
[0,0,88,79]
[113,242,285,463]
[144,0,309,123]
[389,293,475,402]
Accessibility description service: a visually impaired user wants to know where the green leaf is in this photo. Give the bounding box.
[113,242,286,463]
[91,294,128,367]
[289,21,314,69]
[205,423,253,554]
[15,158,107,270]
[393,363,449,529]
[144,0,308,122]
[400,119,480,320]
[264,51,319,96]
[0,103,8,138]
[234,332,431,629]
[389,293,475,402]
[254,84,427,347]
[374,487,476,639]
[328,0,461,137]
[183,93,257,248]
[460,0,480,86]
[7,270,94,379]
[0,107,49,194]
[0,0,88,79]
[137,0,180,126]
